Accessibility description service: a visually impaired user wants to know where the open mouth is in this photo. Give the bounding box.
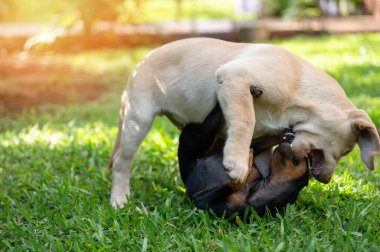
[307,149,325,178]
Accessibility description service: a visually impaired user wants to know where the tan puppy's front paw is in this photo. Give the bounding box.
[223,155,249,183]
[110,195,128,209]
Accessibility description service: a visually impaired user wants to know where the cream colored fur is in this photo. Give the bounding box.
[109,38,380,207]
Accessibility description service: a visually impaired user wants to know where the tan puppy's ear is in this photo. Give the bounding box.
[350,109,380,170]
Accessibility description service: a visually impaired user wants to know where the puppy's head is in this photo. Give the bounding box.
[186,151,262,217]
[247,142,309,216]
[189,130,309,218]
[270,143,309,184]
[185,154,245,201]
[291,108,380,183]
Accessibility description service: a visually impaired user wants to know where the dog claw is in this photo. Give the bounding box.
[110,195,128,209]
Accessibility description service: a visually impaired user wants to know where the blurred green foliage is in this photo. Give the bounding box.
[0,0,235,24]
[264,0,365,19]
[0,0,368,25]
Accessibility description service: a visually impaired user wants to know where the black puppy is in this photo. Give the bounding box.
[178,106,309,218]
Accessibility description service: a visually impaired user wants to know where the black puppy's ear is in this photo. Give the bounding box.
[192,185,247,218]
[192,185,233,210]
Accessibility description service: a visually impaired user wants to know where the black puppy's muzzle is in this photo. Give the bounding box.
[278,143,301,166]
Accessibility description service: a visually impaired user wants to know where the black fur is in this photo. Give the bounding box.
[178,106,309,219]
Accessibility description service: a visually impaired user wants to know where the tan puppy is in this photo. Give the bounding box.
[109,38,380,207]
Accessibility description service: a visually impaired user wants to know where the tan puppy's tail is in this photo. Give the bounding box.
[109,91,126,169]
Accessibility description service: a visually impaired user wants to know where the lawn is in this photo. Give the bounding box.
[1,34,379,251]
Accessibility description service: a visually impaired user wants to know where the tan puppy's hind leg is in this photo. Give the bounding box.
[216,69,255,183]
[110,93,156,208]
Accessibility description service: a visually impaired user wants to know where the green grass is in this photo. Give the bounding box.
[1,34,379,251]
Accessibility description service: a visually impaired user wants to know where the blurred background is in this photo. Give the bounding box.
[1,0,379,50]
[0,0,379,117]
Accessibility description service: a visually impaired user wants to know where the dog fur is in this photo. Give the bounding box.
[178,105,309,218]
[109,38,380,207]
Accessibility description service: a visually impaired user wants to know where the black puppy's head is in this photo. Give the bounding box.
[185,154,230,201]
[184,151,258,218]
[187,132,309,219]
[178,105,309,219]
[247,142,309,216]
